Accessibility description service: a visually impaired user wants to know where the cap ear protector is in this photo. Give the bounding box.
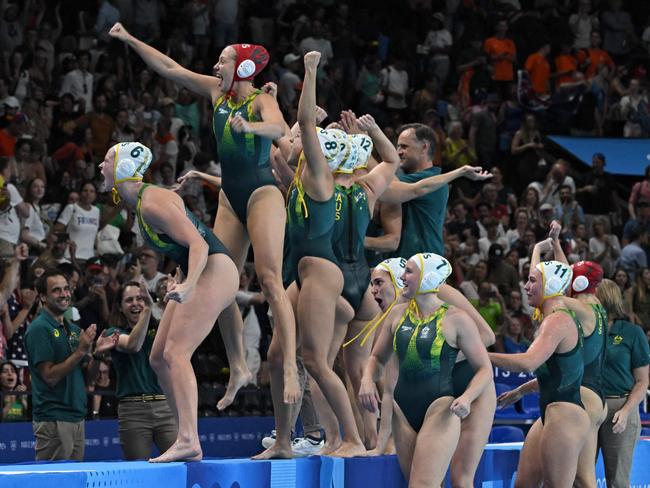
[317,128,352,171]
[572,275,590,293]
[410,252,452,294]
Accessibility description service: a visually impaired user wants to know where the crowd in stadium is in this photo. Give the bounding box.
[0,0,649,480]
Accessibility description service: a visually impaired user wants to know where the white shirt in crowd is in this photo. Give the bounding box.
[0,183,23,244]
[380,65,409,110]
[57,203,100,260]
[60,69,94,113]
[22,203,47,243]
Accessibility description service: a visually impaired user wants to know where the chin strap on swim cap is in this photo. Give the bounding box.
[111,142,153,204]
[411,253,452,295]
[343,257,406,348]
[532,260,573,321]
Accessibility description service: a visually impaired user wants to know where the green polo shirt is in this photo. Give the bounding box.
[469,299,502,331]
[106,323,163,399]
[25,309,87,422]
[602,319,650,396]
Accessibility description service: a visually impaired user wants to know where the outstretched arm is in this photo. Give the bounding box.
[439,284,496,346]
[379,166,492,204]
[108,23,221,102]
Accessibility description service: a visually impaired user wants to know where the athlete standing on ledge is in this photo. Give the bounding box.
[109,23,300,413]
[99,142,238,462]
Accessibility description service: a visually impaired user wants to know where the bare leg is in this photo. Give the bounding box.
[343,288,380,449]
[449,382,496,488]
[149,301,179,424]
[149,255,239,462]
[514,418,543,488]
[574,387,607,488]
[540,402,591,487]
[248,186,300,404]
[392,401,418,482]
[253,282,301,459]
[408,397,461,488]
[299,258,365,458]
[212,192,253,410]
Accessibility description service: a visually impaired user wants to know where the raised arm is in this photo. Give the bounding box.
[380,165,492,204]
[297,51,331,194]
[108,23,221,102]
[356,115,399,202]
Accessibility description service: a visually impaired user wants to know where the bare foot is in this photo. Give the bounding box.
[149,441,202,463]
[366,448,382,456]
[251,444,294,460]
[319,437,342,456]
[283,367,301,404]
[217,367,253,410]
[329,441,367,458]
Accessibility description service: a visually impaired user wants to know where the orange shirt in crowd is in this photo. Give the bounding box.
[555,54,578,87]
[524,52,550,94]
[483,37,517,81]
[576,48,615,78]
[0,129,16,157]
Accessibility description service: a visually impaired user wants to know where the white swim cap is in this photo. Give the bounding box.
[317,128,350,171]
[377,257,406,293]
[410,252,452,294]
[535,260,573,298]
[113,142,153,184]
[350,134,373,169]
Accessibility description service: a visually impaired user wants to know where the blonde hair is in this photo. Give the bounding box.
[596,279,625,320]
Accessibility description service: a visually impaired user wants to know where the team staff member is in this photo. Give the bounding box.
[102,280,177,460]
[25,269,118,461]
[596,279,649,488]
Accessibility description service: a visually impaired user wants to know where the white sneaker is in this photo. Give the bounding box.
[291,436,325,456]
[261,430,276,449]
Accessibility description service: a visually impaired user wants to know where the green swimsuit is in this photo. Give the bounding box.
[212,90,277,224]
[535,308,585,423]
[136,184,230,275]
[286,179,338,285]
[332,183,372,313]
[393,303,459,431]
[581,303,608,403]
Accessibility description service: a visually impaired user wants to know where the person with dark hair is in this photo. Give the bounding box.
[59,50,93,113]
[524,42,551,96]
[54,181,100,263]
[1,360,28,421]
[25,269,117,460]
[619,224,648,280]
[99,279,177,460]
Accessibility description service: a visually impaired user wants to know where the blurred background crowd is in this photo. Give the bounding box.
[1,0,650,422]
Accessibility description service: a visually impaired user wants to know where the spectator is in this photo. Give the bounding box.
[87,358,117,419]
[479,219,510,260]
[483,19,517,92]
[424,12,452,86]
[601,0,635,61]
[0,112,28,158]
[150,275,168,321]
[589,216,621,277]
[576,152,619,217]
[628,166,650,221]
[411,79,438,123]
[356,56,386,125]
[0,157,30,256]
[469,93,499,166]
[524,42,551,96]
[20,177,48,255]
[577,31,615,79]
[555,42,580,90]
[379,57,409,120]
[55,181,100,262]
[25,269,116,461]
[102,280,176,460]
[94,1,121,43]
[510,113,545,189]
[446,200,479,240]
[506,208,530,248]
[620,79,649,139]
[277,53,302,115]
[614,268,632,295]
[554,184,585,230]
[236,264,265,386]
[298,20,333,67]
[487,243,519,295]
[618,224,648,280]
[59,51,94,113]
[569,0,599,50]
[626,268,650,330]
[213,0,239,51]
[470,281,505,332]
[459,260,495,300]
[1,360,28,421]
[493,316,530,353]
[136,248,166,294]
[443,121,476,169]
